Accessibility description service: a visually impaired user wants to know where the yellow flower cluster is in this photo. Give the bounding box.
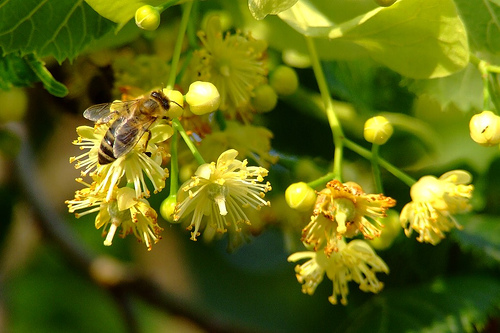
[174,149,272,242]
[67,94,173,250]
[400,170,474,245]
[189,15,268,120]
[289,180,395,305]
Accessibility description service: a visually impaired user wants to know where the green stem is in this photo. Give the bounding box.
[169,129,179,194]
[156,0,181,11]
[166,0,194,89]
[343,138,416,187]
[186,0,199,48]
[305,37,344,181]
[371,144,383,193]
[307,172,336,189]
[215,110,227,131]
[172,119,206,165]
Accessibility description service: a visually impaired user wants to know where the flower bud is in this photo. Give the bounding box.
[160,195,179,223]
[270,65,299,96]
[374,0,397,7]
[369,210,401,250]
[185,81,220,115]
[0,88,28,123]
[162,89,184,119]
[285,182,316,212]
[252,84,278,113]
[364,116,394,145]
[135,5,161,31]
[469,110,500,146]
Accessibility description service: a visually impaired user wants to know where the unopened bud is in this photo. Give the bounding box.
[285,182,316,212]
[185,81,220,115]
[469,110,500,146]
[252,84,278,113]
[135,5,161,31]
[364,116,394,145]
[160,195,179,223]
[270,65,299,96]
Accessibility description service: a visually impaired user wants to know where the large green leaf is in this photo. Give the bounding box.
[341,275,500,332]
[279,0,469,79]
[454,214,500,265]
[454,0,500,55]
[0,0,114,63]
[0,52,68,97]
[407,63,483,113]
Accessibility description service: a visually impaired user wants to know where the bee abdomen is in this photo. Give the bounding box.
[98,129,116,165]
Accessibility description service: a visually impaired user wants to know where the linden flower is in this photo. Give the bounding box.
[198,120,278,168]
[400,170,474,245]
[302,180,396,256]
[67,185,162,250]
[70,122,172,201]
[288,239,389,305]
[174,149,272,241]
[191,15,268,119]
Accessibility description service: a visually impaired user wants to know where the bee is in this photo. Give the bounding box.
[83,90,174,165]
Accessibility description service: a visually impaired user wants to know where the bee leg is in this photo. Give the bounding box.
[141,129,153,157]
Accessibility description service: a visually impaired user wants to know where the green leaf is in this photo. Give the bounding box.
[248,0,299,20]
[0,52,68,97]
[0,0,114,63]
[454,0,500,55]
[84,0,174,28]
[454,214,500,265]
[407,63,483,112]
[341,275,500,332]
[279,0,469,79]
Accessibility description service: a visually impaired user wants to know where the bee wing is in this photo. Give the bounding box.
[83,100,139,124]
[112,118,156,159]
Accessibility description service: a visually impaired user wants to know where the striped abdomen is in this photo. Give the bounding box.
[98,121,120,165]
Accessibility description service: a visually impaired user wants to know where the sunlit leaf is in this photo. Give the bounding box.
[454,0,500,55]
[0,52,68,97]
[84,0,175,27]
[279,0,469,79]
[407,63,483,112]
[248,0,298,20]
[0,0,114,62]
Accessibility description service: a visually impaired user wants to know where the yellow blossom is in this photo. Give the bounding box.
[174,149,272,241]
[302,180,396,256]
[70,121,172,201]
[189,15,268,119]
[400,170,474,245]
[67,184,162,250]
[288,239,389,305]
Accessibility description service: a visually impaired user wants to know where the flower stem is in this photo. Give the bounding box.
[305,37,344,181]
[172,118,206,165]
[169,129,179,194]
[166,0,194,89]
[307,172,336,189]
[371,144,384,193]
[343,138,416,187]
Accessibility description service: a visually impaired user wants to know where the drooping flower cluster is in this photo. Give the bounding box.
[288,180,395,305]
[302,180,396,256]
[400,170,474,245]
[66,91,175,250]
[174,149,272,242]
[288,239,389,305]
